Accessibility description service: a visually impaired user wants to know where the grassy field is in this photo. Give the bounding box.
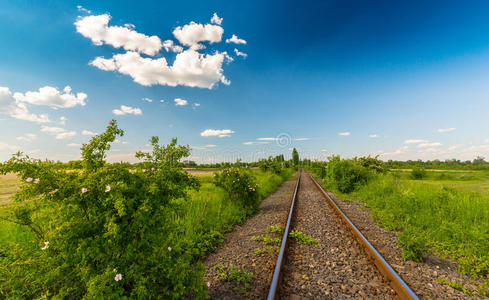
[329,169,489,295]
[0,169,291,254]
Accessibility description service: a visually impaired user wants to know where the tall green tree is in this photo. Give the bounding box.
[292,148,299,167]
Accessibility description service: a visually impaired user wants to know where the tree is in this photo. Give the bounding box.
[292,148,299,167]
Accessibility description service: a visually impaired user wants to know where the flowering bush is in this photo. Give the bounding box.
[213,167,259,211]
[0,120,206,298]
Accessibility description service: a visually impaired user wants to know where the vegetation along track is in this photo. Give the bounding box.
[270,170,418,299]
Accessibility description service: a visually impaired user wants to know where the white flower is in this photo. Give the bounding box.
[81,187,88,194]
[142,169,147,173]
[34,178,40,184]
[26,177,33,182]
[114,273,122,281]
[105,185,111,192]
[41,241,49,250]
[168,246,172,252]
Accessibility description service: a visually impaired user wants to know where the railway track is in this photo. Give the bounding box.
[268,169,419,299]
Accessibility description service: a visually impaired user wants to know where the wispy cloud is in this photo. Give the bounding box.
[437,128,456,133]
[338,132,350,136]
[200,129,234,138]
[404,139,428,144]
[369,134,379,138]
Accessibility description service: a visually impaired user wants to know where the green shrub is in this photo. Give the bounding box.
[325,156,373,193]
[0,120,206,299]
[213,167,259,211]
[397,230,426,262]
[410,167,427,179]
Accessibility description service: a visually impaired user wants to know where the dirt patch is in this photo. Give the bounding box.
[0,173,18,180]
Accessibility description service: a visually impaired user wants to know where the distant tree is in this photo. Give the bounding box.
[292,148,299,167]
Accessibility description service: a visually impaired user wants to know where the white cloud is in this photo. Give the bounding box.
[16,133,37,142]
[82,130,97,136]
[0,141,19,152]
[74,14,162,56]
[200,129,234,138]
[160,99,165,103]
[67,143,81,147]
[174,98,188,106]
[234,48,248,58]
[112,105,142,115]
[162,40,183,53]
[338,132,350,136]
[404,139,428,144]
[0,87,50,123]
[90,50,231,88]
[13,86,87,108]
[193,103,200,108]
[257,137,278,141]
[417,142,443,148]
[243,141,269,145]
[59,116,67,125]
[295,137,310,141]
[172,21,223,49]
[226,34,246,44]
[56,131,77,140]
[76,5,91,14]
[210,13,223,25]
[437,128,456,133]
[485,139,489,143]
[369,134,379,138]
[41,125,65,133]
[142,97,153,103]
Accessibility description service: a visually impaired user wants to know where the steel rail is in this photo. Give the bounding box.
[308,171,419,300]
[267,170,301,300]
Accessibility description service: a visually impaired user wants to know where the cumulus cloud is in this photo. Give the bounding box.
[234,48,247,58]
[16,133,37,142]
[78,12,236,89]
[75,14,162,56]
[56,131,77,140]
[437,128,456,133]
[210,13,223,25]
[369,134,379,138]
[162,40,183,53]
[41,126,65,133]
[82,130,97,136]
[112,105,142,115]
[226,34,246,44]
[174,98,188,106]
[200,129,234,138]
[172,22,223,49]
[338,132,350,136]
[0,87,50,123]
[13,86,87,108]
[142,97,153,103]
[90,50,231,88]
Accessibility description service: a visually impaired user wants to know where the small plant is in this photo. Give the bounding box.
[213,167,259,211]
[214,264,253,293]
[289,230,319,245]
[252,234,281,245]
[397,231,426,262]
[266,225,283,235]
[254,246,279,257]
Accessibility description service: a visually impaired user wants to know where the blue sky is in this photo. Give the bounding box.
[1,0,489,163]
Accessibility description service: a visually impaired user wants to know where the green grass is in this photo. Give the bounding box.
[331,172,489,281]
